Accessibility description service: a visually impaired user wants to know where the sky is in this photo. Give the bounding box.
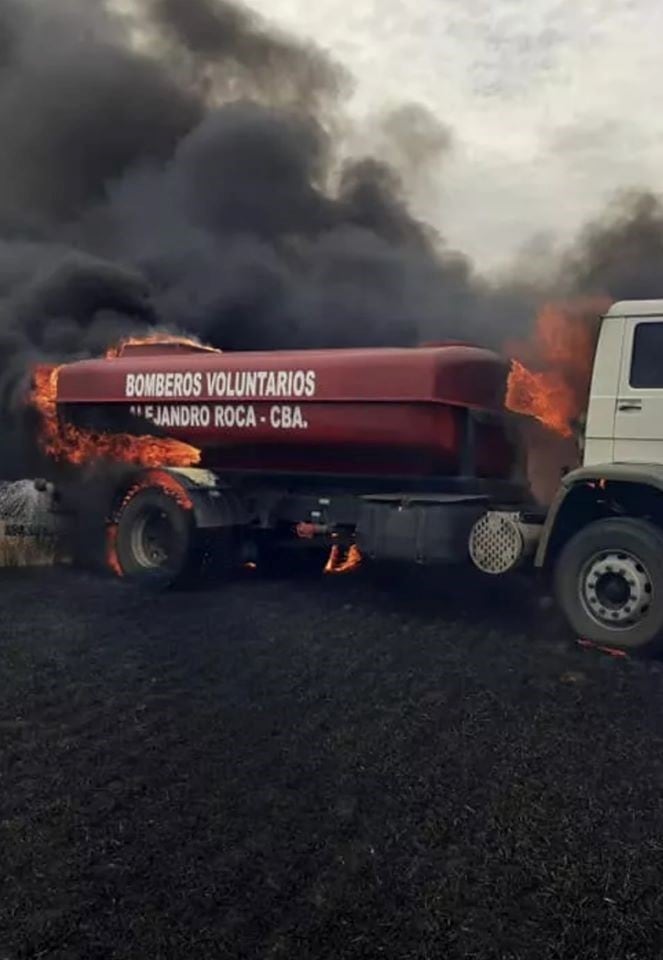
[246,0,663,272]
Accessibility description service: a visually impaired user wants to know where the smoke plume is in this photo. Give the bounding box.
[564,190,663,300]
[1,0,663,481]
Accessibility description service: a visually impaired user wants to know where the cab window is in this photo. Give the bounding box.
[630,321,663,388]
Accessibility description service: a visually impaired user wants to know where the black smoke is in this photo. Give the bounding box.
[1,0,663,480]
[564,190,663,300]
[0,0,497,478]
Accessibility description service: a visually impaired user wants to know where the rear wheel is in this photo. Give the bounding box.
[113,487,199,589]
[555,517,663,654]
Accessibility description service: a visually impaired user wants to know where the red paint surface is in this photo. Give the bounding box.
[56,344,518,479]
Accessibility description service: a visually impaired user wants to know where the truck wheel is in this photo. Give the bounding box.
[114,487,198,589]
[555,517,663,654]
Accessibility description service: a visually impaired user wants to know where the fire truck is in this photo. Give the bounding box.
[46,299,663,654]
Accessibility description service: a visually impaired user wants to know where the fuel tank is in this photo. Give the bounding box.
[56,341,518,480]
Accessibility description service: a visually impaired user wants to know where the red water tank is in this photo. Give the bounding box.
[56,343,516,479]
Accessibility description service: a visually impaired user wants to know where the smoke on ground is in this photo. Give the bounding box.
[1,0,663,480]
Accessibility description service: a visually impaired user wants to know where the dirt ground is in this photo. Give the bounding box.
[2,563,663,960]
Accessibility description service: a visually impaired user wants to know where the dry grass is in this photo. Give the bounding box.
[0,535,58,567]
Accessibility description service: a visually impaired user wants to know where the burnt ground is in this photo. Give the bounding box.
[2,564,663,960]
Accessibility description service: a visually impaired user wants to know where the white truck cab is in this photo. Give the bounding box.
[530,300,663,653]
[471,299,663,654]
[586,299,663,467]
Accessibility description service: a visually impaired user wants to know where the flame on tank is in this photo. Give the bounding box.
[506,360,577,438]
[106,523,122,577]
[505,298,610,437]
[105,333,219,358]
[31,362,201,468]
[105,469,194,577]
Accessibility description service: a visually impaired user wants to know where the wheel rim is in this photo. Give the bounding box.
[580,549,653,631]
[130,507,175,570]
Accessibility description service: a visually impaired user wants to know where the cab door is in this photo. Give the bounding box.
[613,317,663,464]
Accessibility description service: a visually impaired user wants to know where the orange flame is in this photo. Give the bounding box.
[106,523,122,577]
[31,364,201,468]
[324,543,362,574]
[506,359,577,438]
[105,333,219,359]
[505,298,611,437]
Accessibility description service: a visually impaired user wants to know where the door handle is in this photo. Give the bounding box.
[618,399,643,412]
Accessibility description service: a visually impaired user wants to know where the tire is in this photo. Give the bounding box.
[114,487,199,590]
[555,517,663,654]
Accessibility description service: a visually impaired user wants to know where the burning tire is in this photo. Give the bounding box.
[555,517,663,654]
[113,486,199,589]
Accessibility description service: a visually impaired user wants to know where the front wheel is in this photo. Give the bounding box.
[555,517,663,654]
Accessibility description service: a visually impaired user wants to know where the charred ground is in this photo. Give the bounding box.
[2,565,663,959]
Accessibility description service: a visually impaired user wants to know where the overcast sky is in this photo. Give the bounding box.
[247,0,663,272]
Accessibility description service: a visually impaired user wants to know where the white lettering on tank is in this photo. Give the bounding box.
[125,367,316,400]
[269,405,308,429]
